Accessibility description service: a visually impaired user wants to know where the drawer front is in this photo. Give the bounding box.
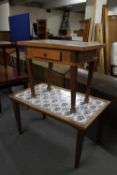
[26,48,60,61]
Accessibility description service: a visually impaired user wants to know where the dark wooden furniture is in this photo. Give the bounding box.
[74,29,84,37]
[0,41,28,112]
[73,18,91,42]
[49,35,71,40]
[0,41,20,69]
[17,39,103,113]
[0,31,10,41]
[37,19,47,39]
[59,29,71,36]
[9,84,110,168]
[82,18,91,42]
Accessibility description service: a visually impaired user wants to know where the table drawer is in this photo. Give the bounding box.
[26,48,60,61]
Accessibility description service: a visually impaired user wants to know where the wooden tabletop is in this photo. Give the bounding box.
[0,41,16,48]
[9,83,110,130]
[17,39,103,52]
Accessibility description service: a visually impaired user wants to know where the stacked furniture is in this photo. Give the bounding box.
[37,19,47,39]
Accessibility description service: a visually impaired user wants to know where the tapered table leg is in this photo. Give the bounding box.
[84,60,97,103]
[75,130,85,168]
[0,97,2,113]
[47,62,53,91]
[96,114,106,143]
[13,101,22,134]
[3,48,7,68]
[26,59,35,97]
[16,45,20,74]
[70,66,78,113]
[42,113,46,120]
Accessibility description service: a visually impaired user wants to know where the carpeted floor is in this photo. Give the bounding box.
[0,90,117,175]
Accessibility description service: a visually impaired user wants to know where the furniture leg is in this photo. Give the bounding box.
[70,66,77,113]
[75,130,85,168]
[13,101,22,134]
[96,114,106,143]
[8,87,12,93]
[0,96,2,113]
[16,45,20,74]
[3,48,7,68]
[47,62,53,91]
[26,59,35,97]
[41,113,46,120]
[84,60,97,103]
[23,80,29,89]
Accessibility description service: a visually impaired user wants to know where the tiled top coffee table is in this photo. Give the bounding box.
[9,83,110,168]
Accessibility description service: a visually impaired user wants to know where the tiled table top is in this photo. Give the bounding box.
[11,83,110,129]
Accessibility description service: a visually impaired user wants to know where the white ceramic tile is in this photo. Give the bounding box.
[15,84,105,124]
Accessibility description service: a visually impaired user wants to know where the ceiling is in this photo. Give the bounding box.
[9,0,86,8]
[9,0,86,12]
[8,0,117,12]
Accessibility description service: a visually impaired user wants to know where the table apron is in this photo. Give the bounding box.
[25,48,98,66]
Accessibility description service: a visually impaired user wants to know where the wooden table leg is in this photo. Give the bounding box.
[26,59,35,97]
[42,113,46,120]
[16,45,20,75]
[75,130,85,168]
[3,48,7,68]
[96,114,106,143]
[0,97,2,113]
[84,60,97,103]
[13,101,22,134]
[70,66,77,113]
[47,62,53,91]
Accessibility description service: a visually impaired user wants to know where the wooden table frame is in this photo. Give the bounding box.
[17,40,103,113]
[9,84,110,169]
[0,41,20,73]
[0,41,28,113]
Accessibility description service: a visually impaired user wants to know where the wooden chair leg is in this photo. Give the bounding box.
[13,101,22,134]
[75,130,85,168]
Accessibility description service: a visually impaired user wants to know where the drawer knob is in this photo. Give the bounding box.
[43,53,47,57]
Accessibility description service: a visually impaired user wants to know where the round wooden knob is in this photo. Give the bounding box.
[43,53,47,57]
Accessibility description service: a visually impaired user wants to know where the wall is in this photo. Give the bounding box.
[85,0,107,23]
[0,0,10,31]
[109,8,117,15]
[10,5,83,36]
[69,12,84,33]
[95,0,107,23]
